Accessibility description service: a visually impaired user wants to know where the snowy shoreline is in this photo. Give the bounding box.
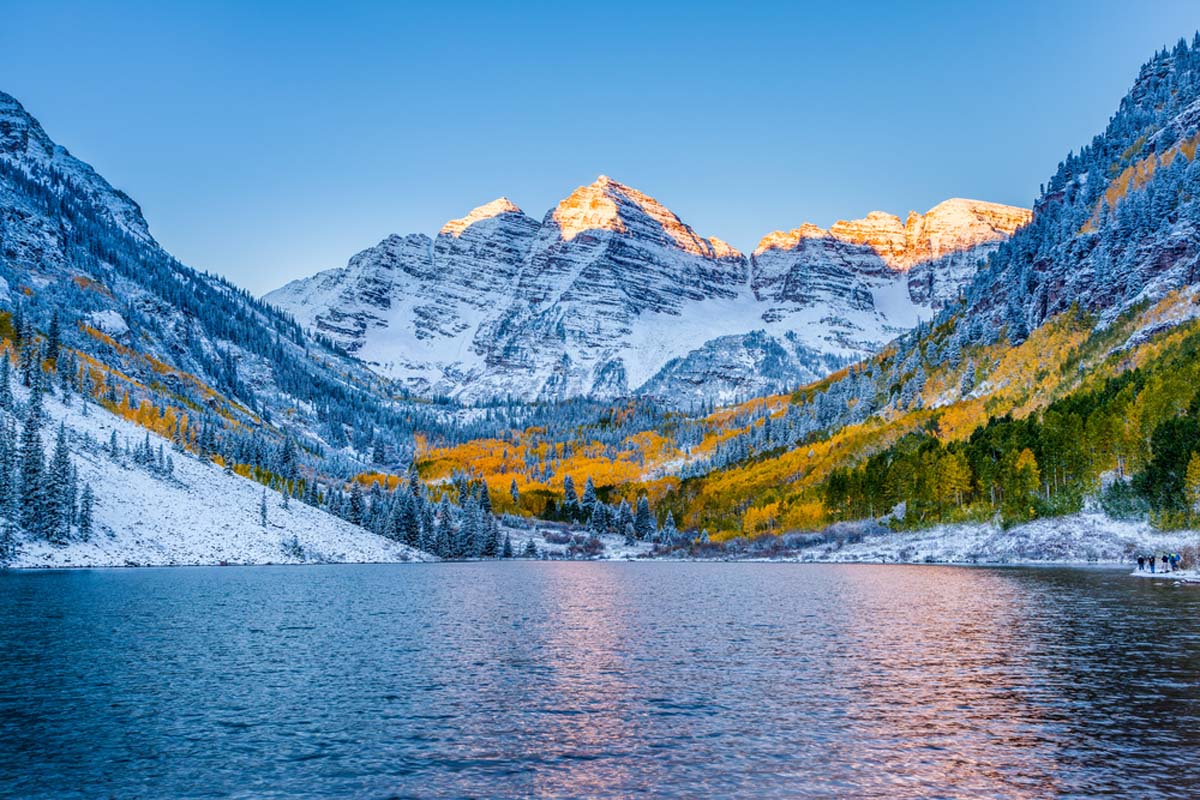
[1129,568,1200,583]
[722,512,1200,567]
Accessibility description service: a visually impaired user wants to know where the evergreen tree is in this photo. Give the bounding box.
[260,488,268,528]
[581,476,597,515]
[78,484,94,541]
[615,499,633,538]
[509,478,520,508]
[408,462,422,498]
[0,518,15,562]
[436,496,454,557]
[501,533,513,558]
[347,481,365,525]
[477,482,492,516]
[522,537,538,558]
[660,510,677,544]
[634,495,654,540]
[588,502,606,533]
[46,423,72,543]
[562,475,579,520]
[18,401,44,536]
[403,495,421,547]
[960,360,976,397]
[0,356,12,411]
[0,419,13,520]
[46,310,61,366]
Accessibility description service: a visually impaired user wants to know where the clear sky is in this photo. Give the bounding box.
[3,1,1198,295]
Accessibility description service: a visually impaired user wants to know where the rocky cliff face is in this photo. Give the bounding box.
[266,199,540,393]
[466,176,750,400]
[266,179,1030,405]
[752,199,1032,311]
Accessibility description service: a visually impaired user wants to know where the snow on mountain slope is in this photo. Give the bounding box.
[9,391,433,569]
[266,179,1030,405]
[465,176,750,401]
[266,200,540,395]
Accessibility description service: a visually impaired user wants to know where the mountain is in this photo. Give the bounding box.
[413,35,1200,558]
[0,89,514,566]
[267,180,1029,405]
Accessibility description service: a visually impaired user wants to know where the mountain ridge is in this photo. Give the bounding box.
[266,177,1029,405]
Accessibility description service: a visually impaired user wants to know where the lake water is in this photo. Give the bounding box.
[1,563,1198,799]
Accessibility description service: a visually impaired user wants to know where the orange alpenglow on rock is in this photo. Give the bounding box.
[552,175,743,259]
[753,198,1031,271]
[439,197,525,237]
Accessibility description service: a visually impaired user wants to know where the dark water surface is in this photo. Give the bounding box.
[1,563,1199,799]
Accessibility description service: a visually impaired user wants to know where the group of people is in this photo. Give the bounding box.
[1136,553,1184,573]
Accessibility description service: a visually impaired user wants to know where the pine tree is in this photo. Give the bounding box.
[404,495,421,547]
[0,518,15,562]
[46,423,72,543]
[259,488,268,528]
[522,537,538,558]
[78,484,94,541]
[435,497,453,557]
[509,478,520,508]
[501,533,513,558]
[477,482,492,516]
[0,356,12,411]
[634,495,654,540]
[616,499,633,540]
[588,502,605,533]
[0,419,12,521]
[408,462,422,498]
[581,476,597,515]
[562,475,579,520]
[347,481,365,525]
[18,401,44,536]
[26,370,43,425]
[960,360,976,397]
[46,310,61,366]
[660,510,677,544]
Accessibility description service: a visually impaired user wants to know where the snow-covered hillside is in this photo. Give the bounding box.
[266,179,1030,405]
[8,391,433,569]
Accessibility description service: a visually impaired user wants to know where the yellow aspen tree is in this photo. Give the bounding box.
[1186,452,1200,521]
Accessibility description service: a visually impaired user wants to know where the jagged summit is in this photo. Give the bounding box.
[267,178,1029,404]
[439,197,525,237]
[547,176,740,259]
[753,198,1031,268]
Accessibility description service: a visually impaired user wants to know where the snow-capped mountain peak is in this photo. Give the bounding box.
[266,182,1029,405]
[549,175,736,261]
[440,197,525,237]
[753,199,1030,270]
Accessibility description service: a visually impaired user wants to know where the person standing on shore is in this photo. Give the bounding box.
[1138,555,1146,571]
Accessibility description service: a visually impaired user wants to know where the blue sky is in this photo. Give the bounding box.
[3,1,1199,294]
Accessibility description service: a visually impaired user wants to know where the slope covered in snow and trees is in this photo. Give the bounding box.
[0,89,538,567]
[267,179,1029,406]
[7,33,1200,569]
[414,35,1200,561]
